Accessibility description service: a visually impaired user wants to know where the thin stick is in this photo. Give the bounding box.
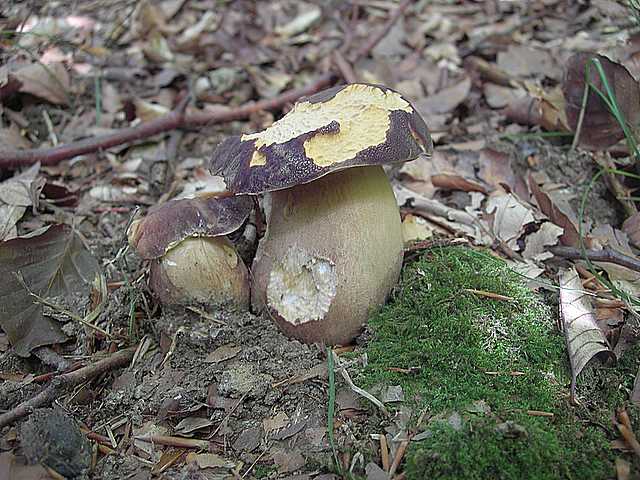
[0,346,136,429]
[134,435,209,449]
[549,245,640,273]
[349,0,412,62]
[570,73,590,151]
[380,434,390,472]
[388,439,409,477]
[617,423,640,459]
[0,0,412,169]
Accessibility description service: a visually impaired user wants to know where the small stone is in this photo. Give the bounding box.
[20,408,91,478]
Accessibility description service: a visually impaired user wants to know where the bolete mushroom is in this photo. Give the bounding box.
[128,195,252,307]
[209,83,432,345]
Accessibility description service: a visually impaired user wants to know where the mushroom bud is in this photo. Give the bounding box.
[209,83,432,344]
[128,195,252,307]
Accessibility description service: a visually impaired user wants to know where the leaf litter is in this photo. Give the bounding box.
[0,0,640,478]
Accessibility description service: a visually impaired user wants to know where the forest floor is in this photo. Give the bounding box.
[1,1,640,479]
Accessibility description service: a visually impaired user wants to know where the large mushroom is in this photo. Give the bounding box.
[128,195,252,307]
[210,83,432,345]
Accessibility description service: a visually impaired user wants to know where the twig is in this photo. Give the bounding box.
[380,434,390,472]
[570,72,590,151]
[333,351,389,417]
[349,0,412,62]
[134,435,209,449]
[332,50,358,84]
[0,346,136,429]
[549,245,640,273]
[0,0,412,169]
[388,439,409,477]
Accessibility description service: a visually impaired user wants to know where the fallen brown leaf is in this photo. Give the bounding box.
[559,267,615,402]
[564,53,640,150]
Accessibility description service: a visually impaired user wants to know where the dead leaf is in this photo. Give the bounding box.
[0,125,32,150]
[485,194,536,249]
[419,76,471,115]
[564,53,640,150]
[484,83,526,109]
[528,173,585,247]
[0,163,41,207]
[0,225,100,356]
[0,205,26,241]
[590,225,640,297]
[0,452,51,480]
[402,214,434,243]
[477,149,528,198]
[431,174,487,193]
[271,449,305,473]
[10,62,70,105]
[497,45,561,79]
[185,452,235,469]
[174,416,214,434]
[275,4,321,38]
[204,344,242,364]
[263,412,289,434]
[622,212,640,247]
[522,222,564,262]
[559,268,615,401]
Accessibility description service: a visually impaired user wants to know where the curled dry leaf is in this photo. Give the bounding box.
[559,268,615,401]
[502,87,569,132]
[0,224,100,356]
[0,163,42,241]
[564,53,640,149]
[477,149,528,198]
[528,172,585,247]
[484,193,536,249]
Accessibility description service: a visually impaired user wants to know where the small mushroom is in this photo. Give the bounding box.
[210,83,432,344]
[128,195,252,307]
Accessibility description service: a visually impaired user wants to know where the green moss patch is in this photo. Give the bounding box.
[357,246,638,479]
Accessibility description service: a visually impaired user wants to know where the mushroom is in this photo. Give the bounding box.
[128,195,252,307]
[209,83,432,345]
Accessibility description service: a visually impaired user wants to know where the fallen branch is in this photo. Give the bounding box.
[549,245,640,273]
[0,0,413,170]
[0,346,135,429]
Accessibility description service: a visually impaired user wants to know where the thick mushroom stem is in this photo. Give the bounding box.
[150,236,250,308]
[251,165,403,345]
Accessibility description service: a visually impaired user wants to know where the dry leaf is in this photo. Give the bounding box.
[419,76,471,114]
[528,173,585,247]
[402,214,434,243]
[522,222,564,262]
[497,45,561,79]
[431,174,487,193]
[559,268,615,400]
[205,344,242,364]
[174,416,215,434]
[564,53,640,149]
[0,452,50,480]
[275,4,321,38]
[186,452,235,469]
[0,225,100,356]
[484,83,526,109]
[485,194,536,248]
[11,62,70,105]
[622,212,640,247]
[477,149,528,198]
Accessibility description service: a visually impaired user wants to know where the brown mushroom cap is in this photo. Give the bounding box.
[128,195,252,259]
[209,83,432,194]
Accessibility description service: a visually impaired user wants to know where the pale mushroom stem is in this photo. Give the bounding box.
[251,165,404,345]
